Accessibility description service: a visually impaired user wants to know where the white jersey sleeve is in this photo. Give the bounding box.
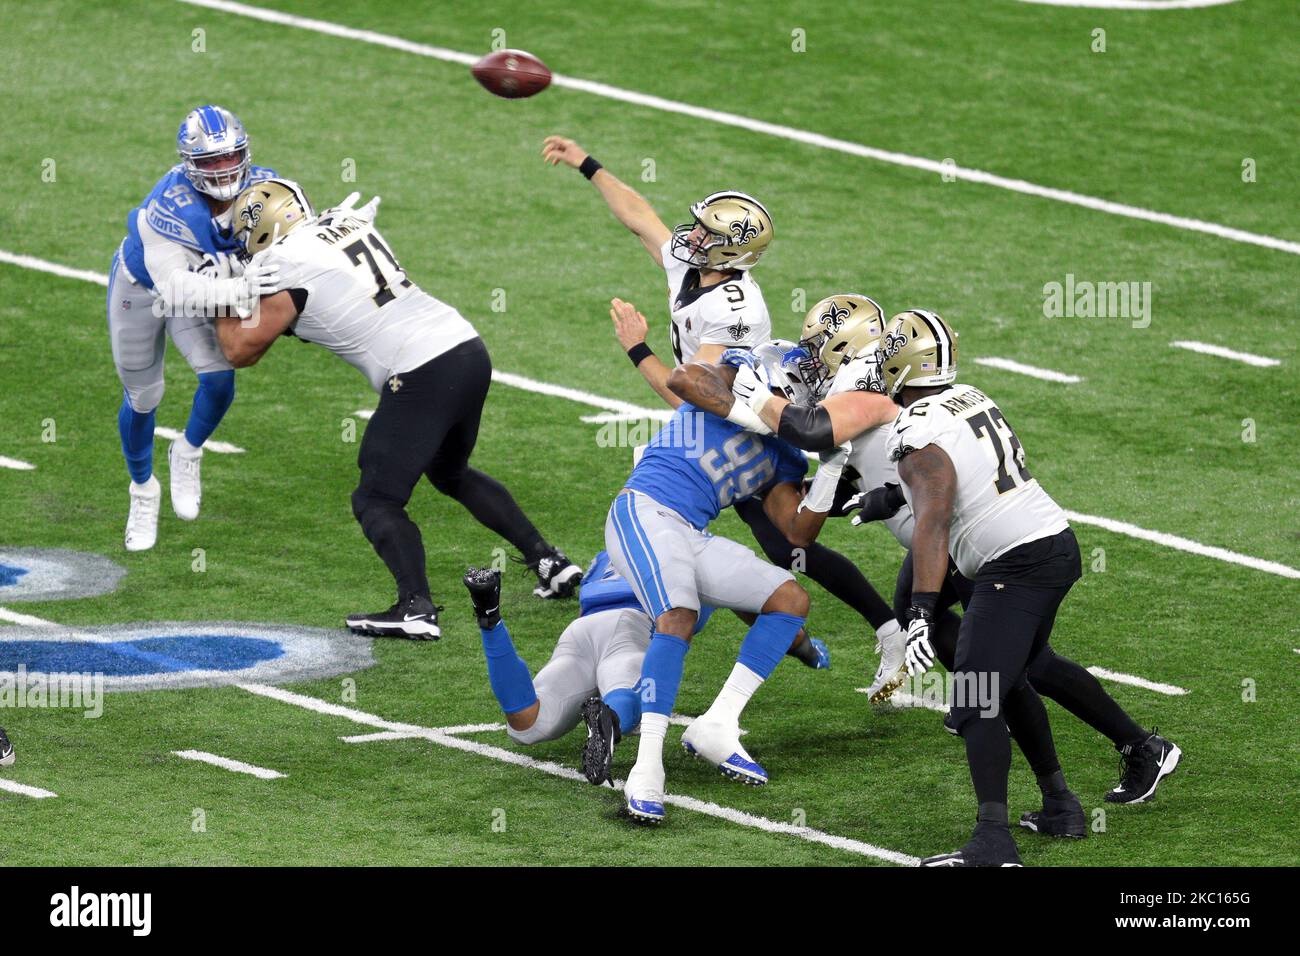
[886,384,1069,578]
[260,216,478,393]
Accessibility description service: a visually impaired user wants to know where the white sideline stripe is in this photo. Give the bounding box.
[153,426,246,454]
[1086,667,1189,696]
[174,0,1300,258]
[0,456,36,471]
[1170,340,1281,368]
[2,247,1294,582]
[0,249,109,287]
[1019,0,1240,9]
[973,357,1083,383]
[173,749,286,779]
[0,606,63,628]
[242,682,913,864]
[0,778,58,799]
[1063,509,1300,580]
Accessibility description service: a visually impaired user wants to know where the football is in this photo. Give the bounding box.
[471,48,551,99]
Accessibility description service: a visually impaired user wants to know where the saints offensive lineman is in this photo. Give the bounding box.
[214,179,581,638]
[874,311,1181,866]
[109,105,281,551]
[542,136,901,662]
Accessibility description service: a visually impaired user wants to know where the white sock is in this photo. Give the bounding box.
[634,712,669,770]
[174,435,201,457]
[876,619,902,643]
[704,663,764,725]
[132,475,159,491]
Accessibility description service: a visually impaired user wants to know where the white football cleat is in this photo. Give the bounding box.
[125,476,161,552]
[168,438,203,521]
[681,716,768,785]
[866,619,908,704]
[623,761,666,824]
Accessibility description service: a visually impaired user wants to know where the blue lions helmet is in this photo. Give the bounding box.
[753,339,814,406]
[176,105,251,201]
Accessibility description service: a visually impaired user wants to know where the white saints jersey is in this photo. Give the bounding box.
[886,384,1069,578]
[261,215,478,393]
[659,238,770,364]
[827,354,913,548]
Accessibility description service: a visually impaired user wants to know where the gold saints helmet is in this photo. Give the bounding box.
[796,293,886,397]
[876,309,958,398]
[670,190,773,272]
[231,178,314,255]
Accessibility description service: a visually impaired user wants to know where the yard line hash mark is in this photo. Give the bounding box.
[1,247,1296,581]
[173,750,286,779]
[1084,668,1188,697]
[0,779,58,799]
[972,357,1083,384]
[241,682,914,865]
[176,0,1300,258]
[0,456,36,471]
[1170,341,1281,368]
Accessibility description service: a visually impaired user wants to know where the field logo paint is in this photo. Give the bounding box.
[0,549,126,602]
[0,622,374,692]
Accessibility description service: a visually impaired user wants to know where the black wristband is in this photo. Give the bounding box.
[579,156,603,180]
[627,342,654,367]
[910,591,941,619]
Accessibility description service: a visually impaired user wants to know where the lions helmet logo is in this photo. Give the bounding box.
[820,302,850,332]
[729,215,759,245]
[239,200,264,228]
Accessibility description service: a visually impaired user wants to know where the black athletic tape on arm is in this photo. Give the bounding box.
[580,156,603,180]
[910,591,941,618]
[627,343,654,367]
[777,402,837,452]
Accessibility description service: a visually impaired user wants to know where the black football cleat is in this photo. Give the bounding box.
[531,548,581,599]
[1105,731,1181,804]
[346,594,442,640]
[0,727,13,767]
[922,822,1023,867]
[463,567,503,629]
[1020,791,1088,839]
[579,696,621,787]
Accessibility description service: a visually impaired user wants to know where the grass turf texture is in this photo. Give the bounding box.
[0,0,1296,865]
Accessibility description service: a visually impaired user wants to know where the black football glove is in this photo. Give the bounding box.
[842,482,906,525]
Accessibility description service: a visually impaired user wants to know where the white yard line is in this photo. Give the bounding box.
[0,249,109,287]
[1,247,1295,582]
[973,357,1083,383]
[0,456,36,471]
[153,426,246,454]
[0,778,58,799]
[862,689,949,713]
[175,0,1300,258]
[1085,667,1189,696]
[1170,340,1281,368]
[173,750,286,779]
[1019,0,1240,9]
[242,682,914,865]
[1063,510,1300,580]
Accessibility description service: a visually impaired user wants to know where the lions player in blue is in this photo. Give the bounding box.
[603,324,841,823]
[109,105,281,551]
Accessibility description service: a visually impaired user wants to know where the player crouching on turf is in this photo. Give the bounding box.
[463,553,829,788]
[109,105,281,551]
[214,179,581,639]
[876,311,1181,866]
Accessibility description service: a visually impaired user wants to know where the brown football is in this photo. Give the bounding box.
[471,48,551,99]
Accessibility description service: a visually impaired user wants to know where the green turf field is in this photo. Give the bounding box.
[0,0,1297,866]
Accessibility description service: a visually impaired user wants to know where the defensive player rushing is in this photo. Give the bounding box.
[868,311,1182,866]
[214,179,580,638]
[602,323,853,823]
[109,105,280,551]
[543,135,903,671]
[462,553,827,786]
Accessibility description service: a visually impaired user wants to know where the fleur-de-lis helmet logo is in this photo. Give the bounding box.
[820,302,850,332]
[729,215,759,245]
[239,200,264,227]
[883,329,909,358]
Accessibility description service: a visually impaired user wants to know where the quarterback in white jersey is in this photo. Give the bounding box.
[542,136,772,405]
[214,180,582,637]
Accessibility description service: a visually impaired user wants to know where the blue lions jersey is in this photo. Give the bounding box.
[624,403,808,530]
[579,551,715,632]
[120,163,277,290]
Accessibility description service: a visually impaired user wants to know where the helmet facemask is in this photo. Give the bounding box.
[669,219,726,269]
[186,146,250,201]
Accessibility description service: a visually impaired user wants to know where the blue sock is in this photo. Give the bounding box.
[480,621,537,715]
[737,612,806,680]
[118,396,156,484]
[638,633,689,717]
[604,687,641,735]
[185,370,236,447]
